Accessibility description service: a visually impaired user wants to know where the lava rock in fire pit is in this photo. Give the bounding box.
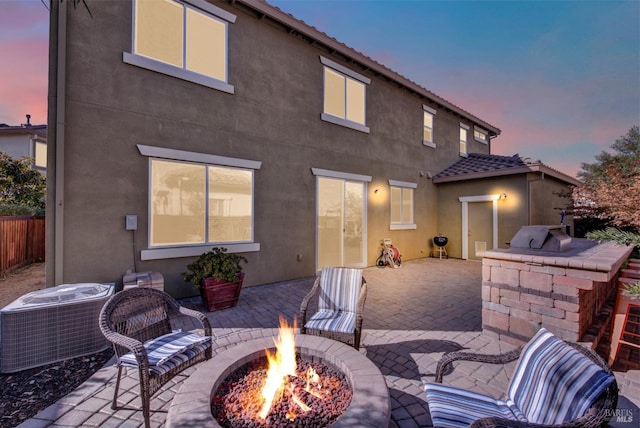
[212,355,352,427]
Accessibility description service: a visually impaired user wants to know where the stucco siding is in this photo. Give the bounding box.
[52,0,493,296]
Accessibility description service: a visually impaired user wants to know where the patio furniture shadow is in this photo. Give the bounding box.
[365,338,465,382]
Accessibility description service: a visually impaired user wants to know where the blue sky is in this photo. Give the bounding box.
[1,0,638,177]
[268,0,640,177]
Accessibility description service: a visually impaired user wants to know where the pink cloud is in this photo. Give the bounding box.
[0,3,49,125]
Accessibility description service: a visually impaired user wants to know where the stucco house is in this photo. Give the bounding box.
[433,153,580,260]
[47,0,577,298]
[0,115,47,172]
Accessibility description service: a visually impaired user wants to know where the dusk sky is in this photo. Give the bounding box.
[1,0,638,178]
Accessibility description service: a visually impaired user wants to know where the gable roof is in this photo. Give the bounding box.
[432,153,581,186]
[235,0,501,137]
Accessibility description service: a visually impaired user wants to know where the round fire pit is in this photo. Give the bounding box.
[167,333,390,428]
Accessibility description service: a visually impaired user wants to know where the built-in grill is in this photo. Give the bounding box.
[509,225,572,253]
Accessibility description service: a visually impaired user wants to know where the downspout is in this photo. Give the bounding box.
[46,1,67,285]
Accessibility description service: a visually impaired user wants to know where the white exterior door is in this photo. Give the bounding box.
[459,194,500,260]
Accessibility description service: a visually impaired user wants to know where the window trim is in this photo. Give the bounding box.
[320,56,371,134]
[125,0,236,94]
[422,104,437,148]
[388,179,417,230]
[138,144,261,260]
[459,123,469,157]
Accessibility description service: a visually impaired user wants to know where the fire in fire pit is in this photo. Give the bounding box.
[211,317,352,427]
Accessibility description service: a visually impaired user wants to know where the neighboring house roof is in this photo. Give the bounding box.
[0,124,47,138]
[432,153,581,186]
[237,0,501,137]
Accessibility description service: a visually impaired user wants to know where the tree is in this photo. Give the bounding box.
[574,126,640,230]
[0,152,47,216]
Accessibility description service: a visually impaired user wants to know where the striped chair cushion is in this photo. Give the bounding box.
[318,267,362,313]
[424,383,526,428]
[147,343,210,376]
[119,331,211,368]
[508,328,616,425]
[305,309,356,334]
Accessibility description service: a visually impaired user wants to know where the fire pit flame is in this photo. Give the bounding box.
[259,316,300,420]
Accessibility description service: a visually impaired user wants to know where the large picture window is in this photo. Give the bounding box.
[150,159,253,247]
[138,145,261,260]
[125,0,236,93]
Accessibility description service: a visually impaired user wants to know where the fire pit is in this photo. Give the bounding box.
[167,326,390,427]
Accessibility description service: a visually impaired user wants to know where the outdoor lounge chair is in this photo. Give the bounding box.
[424,328,618,428]
[300,267,367,350]
[99,287,212,428]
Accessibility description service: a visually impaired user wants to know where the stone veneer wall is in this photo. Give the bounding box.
[481,240,633,346]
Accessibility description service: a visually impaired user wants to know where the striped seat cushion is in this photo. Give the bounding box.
[424,383,526,428]
[147,343,209,376]
[508,328,616,425]
[119,331,211,368]
[318,267,362,313]
[305,309,356,334]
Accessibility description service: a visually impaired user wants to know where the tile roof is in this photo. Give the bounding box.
[432,153,581,186]
[239,0,501,136]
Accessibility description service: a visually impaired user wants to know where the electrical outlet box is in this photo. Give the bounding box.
[125,215,137,231]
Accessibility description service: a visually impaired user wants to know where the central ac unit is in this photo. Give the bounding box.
[0,282,115,373]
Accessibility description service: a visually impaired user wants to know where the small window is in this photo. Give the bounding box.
[34,141,46,168]
[320,56,370,133]
[389,180,417,230]
[474,127,488,144]
[125,0,236,94]
[422,105,436,148]
[459,123,469,156]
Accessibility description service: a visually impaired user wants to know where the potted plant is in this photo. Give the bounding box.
[182,247,247,311]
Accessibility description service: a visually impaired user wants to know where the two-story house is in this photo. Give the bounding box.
[47,0,509,296]
[0,115,47,172]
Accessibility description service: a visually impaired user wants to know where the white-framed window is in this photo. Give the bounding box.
[124,0,236,94]
[34,140,46,169]
[389,179,416,230]
[422,105,436,148]
[320,56,371,133]
[459,123,469,157]
[137,145,261,260]
[474,127,488,144]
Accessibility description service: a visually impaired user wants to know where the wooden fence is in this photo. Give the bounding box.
[0,216,45,277]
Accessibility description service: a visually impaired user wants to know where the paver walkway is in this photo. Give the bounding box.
[18,258,640,427]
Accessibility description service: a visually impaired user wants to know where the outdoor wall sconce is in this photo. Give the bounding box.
[374,189,380,194]
[501,193,508,199]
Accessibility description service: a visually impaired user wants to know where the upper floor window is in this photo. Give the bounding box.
[389,180,417,230]
[320,56,371,134]
[124,0,236,94]
[474,127,488,144]
[422,105,436,148]
[459,123,469,157]
[137,145,261,260]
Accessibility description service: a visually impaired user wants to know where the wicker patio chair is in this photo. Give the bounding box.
[424,328,618,428]
[99,287,212,428]
[300,267,367,350]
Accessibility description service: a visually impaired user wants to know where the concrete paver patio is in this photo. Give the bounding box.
[17,258,640,427]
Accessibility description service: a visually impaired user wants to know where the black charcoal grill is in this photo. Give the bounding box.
[433,235,448,259]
